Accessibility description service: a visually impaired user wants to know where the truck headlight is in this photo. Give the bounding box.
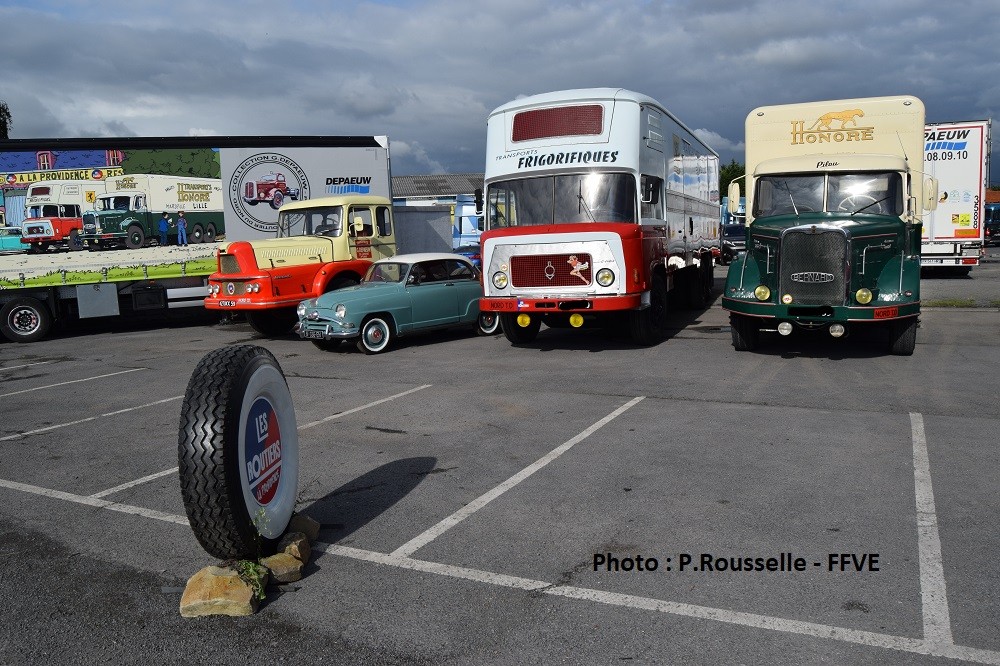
[492,272,509,289]
[596,268,615,287]
[855,288,873,305]
[754,285,771,301]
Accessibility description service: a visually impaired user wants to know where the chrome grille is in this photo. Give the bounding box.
[219,254,241,275]
[779,229,847,305]
[82,212,97,234]
[511,253,592,288]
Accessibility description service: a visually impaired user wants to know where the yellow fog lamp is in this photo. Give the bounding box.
[754,285,771,301]
[516,313,532,328]
[569,313,584,328]
[855,288,873,305]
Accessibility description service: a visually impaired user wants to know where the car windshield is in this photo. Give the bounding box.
[277,205,343,238]
[486,173,636,228]
[754,172,903,217]
[365,262,407,283]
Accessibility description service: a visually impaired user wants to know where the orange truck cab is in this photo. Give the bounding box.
[205,195,397,335]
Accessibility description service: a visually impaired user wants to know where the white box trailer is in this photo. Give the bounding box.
[921,120,991,271]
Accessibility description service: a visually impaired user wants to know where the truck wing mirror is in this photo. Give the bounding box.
[923,177,939,212]
[727,182,741,213]
[353,216,365,231]
[474,188,483,214]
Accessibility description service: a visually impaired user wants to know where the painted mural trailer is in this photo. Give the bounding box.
[478,88,720,346]
[21,179,111,253]
[0,135,393,341]
[721,96,939,356]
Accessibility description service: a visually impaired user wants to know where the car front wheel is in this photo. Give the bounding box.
[357,315,393,354]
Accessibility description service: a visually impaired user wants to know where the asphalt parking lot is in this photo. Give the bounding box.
[1,260,998,665]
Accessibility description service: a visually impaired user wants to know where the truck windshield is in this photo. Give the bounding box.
[755,172,903,217]
[277,206,344,238]
[722,224,746,239]
[486,173,636,229]
[96,196,132,212]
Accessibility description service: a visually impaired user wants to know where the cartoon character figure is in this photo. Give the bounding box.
[567,255,589,283]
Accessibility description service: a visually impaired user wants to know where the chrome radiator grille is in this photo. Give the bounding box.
[778,229,848,305]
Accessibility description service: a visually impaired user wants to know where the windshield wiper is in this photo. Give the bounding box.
[778,180,800,216]
[578,183,597,222]
[851,194,893,216]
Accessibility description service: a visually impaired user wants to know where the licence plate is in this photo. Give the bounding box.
[218,300,237,307]
[486,299,516,311]
[873,307,899,319]
[302,329,326,340]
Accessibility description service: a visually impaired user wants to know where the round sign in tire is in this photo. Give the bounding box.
[178,345,299,560]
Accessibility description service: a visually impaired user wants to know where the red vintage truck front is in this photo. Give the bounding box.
[204,195,396,336]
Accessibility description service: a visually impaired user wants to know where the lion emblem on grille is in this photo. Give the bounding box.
[810,109,865,130]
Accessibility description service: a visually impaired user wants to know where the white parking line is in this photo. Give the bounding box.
[0,396,184,442]
[0,478,188,526]
[297,384,432,431]
[0,367,146,398]
[910,412,954,646]
[0,361,53,372]
[391,396,645,558]
[90,467,179,499]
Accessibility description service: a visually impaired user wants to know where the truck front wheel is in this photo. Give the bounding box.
[730,313,760,351]
[888,317,917,356]
[629,273,668,345]
[501,313,541,344]
[1,297,53,343]
[270,190,285,210]
[204,224,217,243]
[189,224,204,244]
[125,225,145,249]
[68,230,83,252]
[246,309,296,337]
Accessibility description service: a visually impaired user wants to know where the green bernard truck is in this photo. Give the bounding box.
[722,96,939,356]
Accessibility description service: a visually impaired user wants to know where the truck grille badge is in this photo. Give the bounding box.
[790,272,836,283]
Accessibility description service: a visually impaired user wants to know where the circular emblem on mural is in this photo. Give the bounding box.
[228,153,311,233]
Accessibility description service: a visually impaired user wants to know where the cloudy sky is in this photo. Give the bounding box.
[2,0,998,181]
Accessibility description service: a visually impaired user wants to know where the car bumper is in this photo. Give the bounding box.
[295,319,359,340]
[721,296,920,322]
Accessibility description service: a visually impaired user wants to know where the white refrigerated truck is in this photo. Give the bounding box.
[920,120,991,271]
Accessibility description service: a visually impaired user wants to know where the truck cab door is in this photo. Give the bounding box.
[348,205,396,261]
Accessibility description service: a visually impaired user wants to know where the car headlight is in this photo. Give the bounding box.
[492,272,509,289]
[596,268,615,287]
[296,302,307,317]
[334,303,347,319]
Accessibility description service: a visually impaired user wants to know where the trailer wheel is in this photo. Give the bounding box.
[125,225,145,249]
[477,311,501,336]
[204,224,217,243]
[246,309,296,337]
[501,313,541,344]
[1,297,53,343]
[190,224,204,244]
[178,345,299,560]
[888,317,917,356]
[629,273,667,345]
[270,190,284,210]
[68,230,83,252]
[730,313,759,351]
[357,315,394,354]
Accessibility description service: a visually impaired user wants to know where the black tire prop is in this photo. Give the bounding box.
[178,345,299,560]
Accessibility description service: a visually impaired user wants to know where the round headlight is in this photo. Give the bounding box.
[296,303,307,317]
[754,285,771,301]
[492,272,509,289]
[307,310,320,320]
[781,294,793,304]
[596,268,615,287]
[334,303,347,319]
[856,288,873,305]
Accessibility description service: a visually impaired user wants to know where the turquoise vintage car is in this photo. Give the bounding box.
[295,252,499,353]
[0,226,24,252]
